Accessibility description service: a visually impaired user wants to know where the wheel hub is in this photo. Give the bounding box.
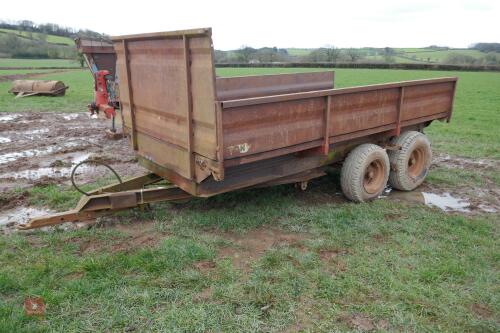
[407,147,425,178]
[363,160,385,194]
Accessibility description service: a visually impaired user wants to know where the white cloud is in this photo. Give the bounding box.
[1,0,499,49]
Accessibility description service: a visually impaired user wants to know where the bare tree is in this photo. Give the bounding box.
[324,44,341,62]
[346,48,361,62]
[383,47,395,63]
[237,45,256,63]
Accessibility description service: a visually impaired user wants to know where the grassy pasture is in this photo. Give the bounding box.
[0,28,74,46]
[0,69,92,113]
[0,66,498,332]
[0,69,58,76]
[286,47,492,64]
[0,58,79,68]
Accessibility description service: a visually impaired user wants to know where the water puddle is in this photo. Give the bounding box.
[422,192,471,212]
[389,191,471,212]
[23,128,49,135]
[0,152,93,180]
[0,207,50,228]
[435,154,497,169]
[70,152,91,164]
[1,167,73,180]
[0,114,20,122]
[0,137,11,144]
[62,113,80,121]
[0,142,81,164]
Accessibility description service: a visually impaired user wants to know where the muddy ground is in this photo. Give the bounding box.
[0,111,499,233]
[0,111,146,229]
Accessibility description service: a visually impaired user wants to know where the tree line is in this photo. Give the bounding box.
[0,20,104,39]
[0,20,105,59]
[215,44,500,66]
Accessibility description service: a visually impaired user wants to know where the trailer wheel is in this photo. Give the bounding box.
[341,144,389,202]
[388,131,432,191]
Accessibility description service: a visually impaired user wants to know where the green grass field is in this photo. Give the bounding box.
[286,47,492,64]
[397,48,486,62]
[0,69,58,76]
[0,67,498,332]
[0,58,79,68]
[0,69,92,113]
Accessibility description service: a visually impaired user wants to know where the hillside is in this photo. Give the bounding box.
[0,21,498,66]
[0,28,76,59]
[0,20,105,60]
[284,47,498,65]
[0,28,73,46]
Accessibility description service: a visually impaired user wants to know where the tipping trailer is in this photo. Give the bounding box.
[21,28,457,229]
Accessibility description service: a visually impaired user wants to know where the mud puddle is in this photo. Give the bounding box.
[434,153,499,170]
[0,152,92,180]
[0,111,146,191]
[0,114,20,122]
[388,191,477,212]
[217,227,309,271]
[0,206,51,234]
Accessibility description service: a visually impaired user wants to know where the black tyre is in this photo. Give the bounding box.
[388,131,432,191]
[341,144,390,202]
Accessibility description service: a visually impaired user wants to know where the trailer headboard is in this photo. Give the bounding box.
[112,28,219,182]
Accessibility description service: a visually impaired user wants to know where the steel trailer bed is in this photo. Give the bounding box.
[21,27,457,229]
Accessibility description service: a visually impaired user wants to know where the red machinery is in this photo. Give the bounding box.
[75,38,121,135]
[88,70,116,119]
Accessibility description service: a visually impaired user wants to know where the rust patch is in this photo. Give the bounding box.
[23,297,45,317]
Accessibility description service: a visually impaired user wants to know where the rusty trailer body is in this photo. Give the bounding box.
[75,37,117,76]
[21,27,457,230]
[112,27,457,197]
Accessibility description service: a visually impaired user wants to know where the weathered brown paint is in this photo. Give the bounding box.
[111,28,458,197]
[216,71,334,100]
[74,37,117,76]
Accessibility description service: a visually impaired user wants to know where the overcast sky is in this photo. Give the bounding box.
[2,0,499,49]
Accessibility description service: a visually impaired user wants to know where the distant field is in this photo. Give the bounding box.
[286,47,492,64]
[398,48,486,62]
[0,28,74,46]
[0,68,57,76]
[286,48,314,56]
[0,58,79,68]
